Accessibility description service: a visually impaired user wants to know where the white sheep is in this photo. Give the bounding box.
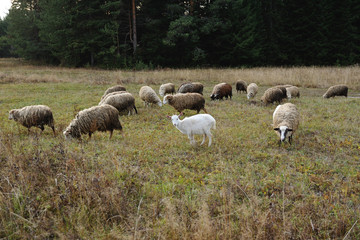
[286,86,300,99]
[139,86,162,107]
[273,103,300,144]
[246,83,258,99]
[167,113,216,147]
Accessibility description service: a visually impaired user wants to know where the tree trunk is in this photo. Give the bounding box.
[132,0,137,56]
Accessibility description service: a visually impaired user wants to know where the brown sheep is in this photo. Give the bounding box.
[101,85,126,99]
[178,82,204,95]
[99,92,137,115]
[210,83,232,100]
[163,93,207,113]
[323,85,348,98]
[261,87,286,105]
[236,80,247,93]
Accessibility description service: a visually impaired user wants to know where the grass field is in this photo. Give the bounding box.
[0,59,359,239]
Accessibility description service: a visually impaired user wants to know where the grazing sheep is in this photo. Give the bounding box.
[101,85,126,99]
[8,105,55,135]
[323,84,348,98]
[139,86,162,107]
[286,86,300,99]
[178,82,204,95]
[101,91,128,101]
[261,87,286,105]
[236,80,247,93]
[159,83,176,97]
[167,113,216,147]
[273,103,300,144]
[63,104,122,140]
[99,92,137,115]
[210,83,232,100]
[163,93,207,113]
[247,83,258,99]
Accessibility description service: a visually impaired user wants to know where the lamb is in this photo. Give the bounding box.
[63,104,122,140]
[261,87,286,105]
[286,86,300,99]
[236,80,247,93]
[246,83,258,99]
[8,105,55,135]
[163,93,207,113]
[167,112,216,147]
[139,86,162,107]
[322,84,348,98]
[159,83,176,97]
[210,83,232,100]
[178,82,204,95]
[101,85,126,99]
[273,103,300,144]
[99,92,137,115]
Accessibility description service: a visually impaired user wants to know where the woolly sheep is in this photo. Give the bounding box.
[286,86,300,99]
[101,85,126,100]
[159,83,176,97]
[167,113,216,147]
[139,86,162,107]
[210,83,232,100]
[246,83,258,99]
[261,87,286,105]
[273,103,300,144]
[178,82,204,95]
[63,104,122,140]
[163,93,207,113]
[101,91,128,101]
[236,80,247,93]
[9,105,55,135]
[323,84,348,98]
[99,92,137,115]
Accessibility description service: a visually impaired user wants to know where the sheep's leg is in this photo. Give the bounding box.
[207,133,212,147]
[203,108,208,113]
[188,134,196,146]
[51,126,56,136]
[200,134,206,145]
[289,135,293,145]
[88,132,92,139]
[39,125,44,131]
[109,130,113,139]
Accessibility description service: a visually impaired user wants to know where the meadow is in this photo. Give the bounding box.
[0,59,359,239]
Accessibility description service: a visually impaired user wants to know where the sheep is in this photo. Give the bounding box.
[236,80,247,93]
[159,83,176,97]
[8,105,55,135]
[246,83,258,99]
[167,112,216,147]
[163,93,207,114]
[139,86,162,107]
[261,87,286,105]
[99,92,137,115]
[178,82,204,95]
[101,85,126,99]
[101,91,128,101]
[63,104,122,140]
[210,83,232,100]
[286,86,300,99]
[322,84,348,98]
[273,103,300,144]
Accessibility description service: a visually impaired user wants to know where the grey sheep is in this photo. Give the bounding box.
[9,105,55,135]
[286,86,300,99]
[236,80,247,93]
[101,85,127,100]
[99,92,137,115]
[323,84,348,98]
[159,83,176,97]
[261,87,286,105]
[210,83,232,100]
[178,82,204,95]
[139,86,162,107]
[101,91,128,101]
[163,93,207,113]
[273,103,300,144]
[63,104,122,140]
[247,83,258,99]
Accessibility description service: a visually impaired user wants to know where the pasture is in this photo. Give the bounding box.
[0,59,359,239]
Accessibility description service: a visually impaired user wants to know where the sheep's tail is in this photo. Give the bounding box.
[212,120,216,130]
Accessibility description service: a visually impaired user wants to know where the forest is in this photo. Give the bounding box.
[0,0,359,68]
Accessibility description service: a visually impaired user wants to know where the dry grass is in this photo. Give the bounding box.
[0,58,360,239]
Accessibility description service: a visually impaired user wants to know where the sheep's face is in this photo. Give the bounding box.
[247,92,253,99]
[210,94,217,100]
[63,124,81,140]
[274,126,293,142]
[8,110,18,121]
[163,95,170,104]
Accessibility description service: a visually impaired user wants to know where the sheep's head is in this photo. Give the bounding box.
[63,121,81,140]
[8,110,18,121]
[247,92,253,99]
[210,94,217,100]
[274,126,293,142]
[163,95,172,104]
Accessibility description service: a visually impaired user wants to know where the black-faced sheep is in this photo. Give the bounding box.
[99,92,137,115]
[286,86,300,99]
[163,93,207,113]
[178,82,204,95]
[236,80,247,93]
[247,83,258,99]
[101,85,126,99]
[139,86,162,107]
[210,83,232,100]
[63,104,122,140]
[273,103,300,144]
[9,105,55,135]
[159,83,176,97]
[323,85,348,98]
[261,87,286,105]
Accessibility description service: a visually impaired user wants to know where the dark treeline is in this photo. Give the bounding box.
[0,0,359,68]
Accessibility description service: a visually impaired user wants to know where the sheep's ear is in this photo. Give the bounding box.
[178,112,184,117]
[273,128,280,131]
[166,115,171,119]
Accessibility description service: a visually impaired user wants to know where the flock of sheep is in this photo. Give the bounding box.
[8,81,349,146]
